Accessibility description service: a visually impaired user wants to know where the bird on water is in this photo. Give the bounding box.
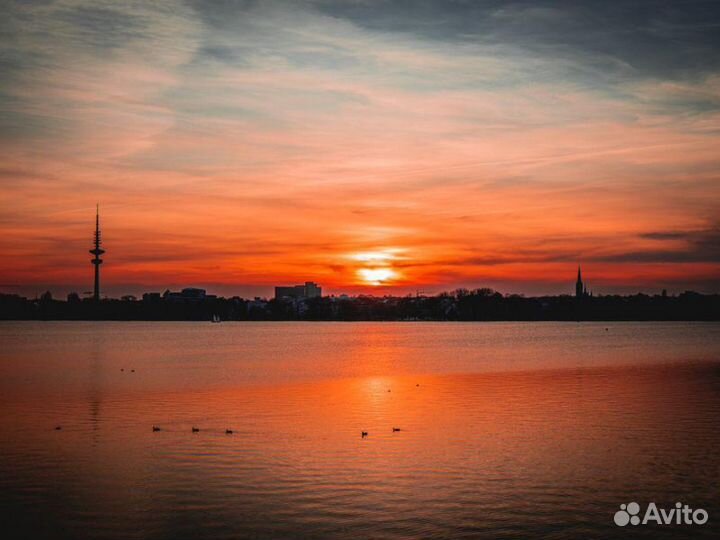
[361,431,368,438]
[225,429,233,434]
[192,427,200,433]
[152,426,161,432]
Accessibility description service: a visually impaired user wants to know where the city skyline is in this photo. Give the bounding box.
[0,203,716,301]
[1,1,719,298]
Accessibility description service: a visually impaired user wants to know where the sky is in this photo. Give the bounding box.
[1,0,719,299]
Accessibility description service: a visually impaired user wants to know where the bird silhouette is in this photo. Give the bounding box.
[361,431,368,438]
[392,427,401,432]
[192,427,200,433]
[152,426,161,432]
[225,429,233,434]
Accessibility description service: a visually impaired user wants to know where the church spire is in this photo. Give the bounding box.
[575,265,584,298]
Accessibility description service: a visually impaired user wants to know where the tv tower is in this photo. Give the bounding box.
[89,204,105,301]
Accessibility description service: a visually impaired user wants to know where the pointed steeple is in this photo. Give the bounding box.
[575,265,584,298]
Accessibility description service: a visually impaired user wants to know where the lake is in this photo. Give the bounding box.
[1,321,718,539]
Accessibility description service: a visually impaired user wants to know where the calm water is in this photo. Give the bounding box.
[1,321,719,539]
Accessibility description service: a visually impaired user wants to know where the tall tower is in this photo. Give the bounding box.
[89,205,105,301]
[575,266,584,298]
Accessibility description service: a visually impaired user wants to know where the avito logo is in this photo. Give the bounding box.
[614,502,708,527]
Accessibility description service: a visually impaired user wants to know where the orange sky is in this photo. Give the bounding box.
[1,1,719,298]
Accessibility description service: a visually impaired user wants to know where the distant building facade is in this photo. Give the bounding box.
[163,287,217,302]
[275,281,322,300]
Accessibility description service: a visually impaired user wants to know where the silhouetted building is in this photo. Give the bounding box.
[576,266,592,298]
[162,287,216,302]
[89,205,105,301]
[275,281,322,300]
[575,266,582,297]
[180,287,206,299]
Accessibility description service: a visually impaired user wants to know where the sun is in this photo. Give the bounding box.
[357,267,397,286]
[349,248,406,286]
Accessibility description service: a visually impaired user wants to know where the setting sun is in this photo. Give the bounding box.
[358,268,397,286]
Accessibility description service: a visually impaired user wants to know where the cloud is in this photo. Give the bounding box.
[316,0,720,81]
[599,226,720,263]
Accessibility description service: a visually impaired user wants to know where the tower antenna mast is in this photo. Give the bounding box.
[89,204,105,301]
